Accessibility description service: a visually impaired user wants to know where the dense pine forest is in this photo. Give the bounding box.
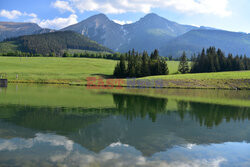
[1,31,112,55]
[114,49,169,78]
[191,47,250,73]
[113,47,250,78]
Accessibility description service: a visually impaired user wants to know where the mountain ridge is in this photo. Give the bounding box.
[62,13,197,52]
[1,13,250,57]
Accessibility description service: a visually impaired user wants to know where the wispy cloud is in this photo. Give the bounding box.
[0,9,37,19]
[0,9,77,29]
[64,0,231,17]
[34,14,78,29]
[51,0,75,13]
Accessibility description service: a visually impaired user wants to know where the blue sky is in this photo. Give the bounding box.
[0,0,249,33]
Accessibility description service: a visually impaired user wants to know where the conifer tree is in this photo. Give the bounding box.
[141,51,150,76]
[178,52,189,74]
[159,58,169,75]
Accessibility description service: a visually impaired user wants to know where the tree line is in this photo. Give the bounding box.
[191,47,250,73]
[113,47,250,78]
[0,51,122,60]
[114,49,169,78]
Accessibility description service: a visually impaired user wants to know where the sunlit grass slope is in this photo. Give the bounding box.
[0,57,180,84]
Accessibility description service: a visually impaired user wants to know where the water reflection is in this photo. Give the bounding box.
[0,92,250,166]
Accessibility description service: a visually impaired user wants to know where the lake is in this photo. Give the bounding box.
[0,84,250,167]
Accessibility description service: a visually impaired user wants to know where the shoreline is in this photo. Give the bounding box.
[7,78,250,90]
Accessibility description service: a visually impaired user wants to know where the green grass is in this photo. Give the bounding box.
[0,57,180,84]
[66,49,111,55]
[0,56,249,89]
[137,71,250,89]
[0,56,116,84]
[143,70,250,80]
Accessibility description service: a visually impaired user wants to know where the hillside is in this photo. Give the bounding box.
[62,14,126,52]
[160,29,250,57]
[0,31,112,55]
[62,13,196,52]
[0,22,43,41]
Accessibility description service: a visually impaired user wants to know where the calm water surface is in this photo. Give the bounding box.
[0,84,250,167]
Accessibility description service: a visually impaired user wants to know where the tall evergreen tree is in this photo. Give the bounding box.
[159,58,169,75]
[119,55,126,77]
[178,52,189,74]
[141,51,150,76]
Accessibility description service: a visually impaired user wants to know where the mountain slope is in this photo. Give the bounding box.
[0,22,43,41]
[62,14,126,52]
[0,31,112,54]
[120,13,196,52]
[160,29,250,57]
[62,13,197,52]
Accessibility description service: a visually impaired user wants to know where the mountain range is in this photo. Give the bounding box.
[1,13,250,57]
[0,22,54,41]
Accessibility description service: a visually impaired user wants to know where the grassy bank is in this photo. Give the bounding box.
[0,56,249,89]
[139,71,250,90]
[0,56,179,82]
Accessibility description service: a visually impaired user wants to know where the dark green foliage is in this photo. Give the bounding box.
[114,49,169,78]
[191,47,250,73]
[178,52,189,74]
[141,51,150,76]
[2,31,112,55]
[159,58,169,75]
[113,55,127,78]
[0,50,124,61]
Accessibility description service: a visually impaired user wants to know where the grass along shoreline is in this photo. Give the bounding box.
[1,57,250,90]
[8,74,250,90]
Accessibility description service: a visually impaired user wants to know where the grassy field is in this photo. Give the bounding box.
[0,57,116,84]
[0,56,249,89]
[0,57,180,83]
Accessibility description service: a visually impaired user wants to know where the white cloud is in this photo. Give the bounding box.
[0,9,38,20]
[113,19,133,25]
[32,14,78,29]
[0,9,23,19]
[52,0,75,13]
[0,9,77,29]
[66,0,231,17]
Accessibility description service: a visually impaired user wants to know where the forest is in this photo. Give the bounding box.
[113,47,250,78]
[113,49,169,78]
[191,47,250,73]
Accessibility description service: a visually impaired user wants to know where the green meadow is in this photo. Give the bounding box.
[0,56,116,84]
[0,56,179,83]
[0,56,249,89]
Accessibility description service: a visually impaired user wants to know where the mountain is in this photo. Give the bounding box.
[62,14,126,52]
[0,31,112,55]
[0,22,43,41]
[33,28,55,34]
[159,29,250,57]
[62,13,197,52]
[2,14,250,57]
